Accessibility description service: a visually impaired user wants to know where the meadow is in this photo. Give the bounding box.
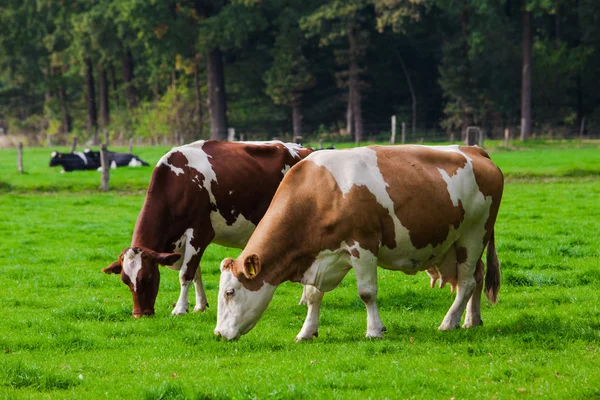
[0,140,599,399]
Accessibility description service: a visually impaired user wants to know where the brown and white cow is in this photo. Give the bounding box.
[214,144,503,340]
[102,140,313,317]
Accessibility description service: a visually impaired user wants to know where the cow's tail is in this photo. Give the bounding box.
[484,230,501,304]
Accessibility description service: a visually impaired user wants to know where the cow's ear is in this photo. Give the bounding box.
[243,254,261,279]
[220,258,235,272]
[103,261,122,274]
[156,252,182,266]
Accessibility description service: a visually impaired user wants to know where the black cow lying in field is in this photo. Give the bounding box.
[50,150,149,172]
[49,151,99,172]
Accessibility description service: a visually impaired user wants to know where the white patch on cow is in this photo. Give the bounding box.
[51,151,57,157]
[281,164,291,176]
[128,157,143,167]
[74,152,88,165]
[110,160,117,169]
[307,147,412,255]
[238,140,304,159]
[211,212,256,248]
[123,249,142,292]
[215,266,276,340]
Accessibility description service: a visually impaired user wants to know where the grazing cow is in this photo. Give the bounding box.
[214,145,503,341]
[102,140,313,317]
[49,151,100,172]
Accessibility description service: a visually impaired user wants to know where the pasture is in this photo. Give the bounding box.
[1,141,599,399]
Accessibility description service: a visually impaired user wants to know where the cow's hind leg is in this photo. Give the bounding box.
[463,258,485,328]
[439,257,477,331]
[295,285,324,342]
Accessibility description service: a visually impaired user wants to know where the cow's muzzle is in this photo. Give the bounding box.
[133,309,155,318]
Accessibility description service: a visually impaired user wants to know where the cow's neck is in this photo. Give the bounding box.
[131,196,181,253]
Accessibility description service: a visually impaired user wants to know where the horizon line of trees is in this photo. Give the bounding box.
[1,0,599,147]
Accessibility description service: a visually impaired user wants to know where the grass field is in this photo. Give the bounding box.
[0,140,599,399]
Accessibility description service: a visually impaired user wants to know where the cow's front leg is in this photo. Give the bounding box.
[172,268,192,315]
[439,260,477,330]
[295,285,324,341]
[193,265,208,312]
[354,258,385,338]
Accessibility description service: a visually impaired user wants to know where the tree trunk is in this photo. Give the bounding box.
[98,62,110,129]
[396,52,417,136]
[206,48,228,140]
[58,82,72,135]
[122,49,137,109]
[346,90,353,136]
[292,99,302,138]
[85,57,99,144]
[577,74,584,136]
[109,63,119,106]
[520,9,533,141]
[348,29,363,142]
[194,56,204,139]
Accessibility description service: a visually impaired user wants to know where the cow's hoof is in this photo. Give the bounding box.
[294,332,318,342]
[366,331,384,339]
[462,319,483,329]
[438,321,460,331]
[171,307,188,316]
[193,303,208,313]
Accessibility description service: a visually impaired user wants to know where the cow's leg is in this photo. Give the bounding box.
[354,261,385,338]
[192,262,208,312]
[295,285,324,341]
[463,258,485,328]
[439,258,477,331]
[298,285,307,305]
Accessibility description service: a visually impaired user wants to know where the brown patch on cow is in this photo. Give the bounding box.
[376,146,466,249]
[455,246,468,264]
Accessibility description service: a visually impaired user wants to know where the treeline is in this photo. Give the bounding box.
[1,0,599,146]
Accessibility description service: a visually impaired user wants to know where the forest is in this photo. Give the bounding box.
[1,0,599,146]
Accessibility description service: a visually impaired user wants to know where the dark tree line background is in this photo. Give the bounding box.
[1,0,599,146]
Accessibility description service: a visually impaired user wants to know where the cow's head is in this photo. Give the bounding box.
[49,151,62,167]
[103,247,181,317]
[214,254,276,340]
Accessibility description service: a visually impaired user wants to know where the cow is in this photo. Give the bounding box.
[214,144,504,341]
[84,149,149,168]
[49,151,100,172]
[102,140,314,318]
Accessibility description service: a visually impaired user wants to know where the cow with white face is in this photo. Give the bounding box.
[103,140,313,318]
[215,145,504,340]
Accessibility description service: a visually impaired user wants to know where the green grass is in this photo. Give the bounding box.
[0,141,599,399]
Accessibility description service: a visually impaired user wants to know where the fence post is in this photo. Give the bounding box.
[318,139,323,150]
[103,129,109,146]
[401,122,406,144]
[390,115,396,145]
[70,136,77,153]
[466,126,481,146]
[504,128,510,147]
[450,133,455,144]
[100,144,110,192]
[17,142,24,174]
[227,128,236,142]
[128,138,133,154]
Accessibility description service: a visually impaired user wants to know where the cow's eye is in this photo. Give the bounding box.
[225,289,235,297]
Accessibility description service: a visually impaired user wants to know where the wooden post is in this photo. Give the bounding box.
[390,115,396,145]
[504,128,510,147]
[70,136,77,153]
[401,122,406,144]
[128,138,133,154]
[17,142,24,174]
[227,127,235,142]
[239,133,245,142]
[318,139,323,150]
[103,129,109,146]
[466,126,480,146]
[100,144,109,192]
